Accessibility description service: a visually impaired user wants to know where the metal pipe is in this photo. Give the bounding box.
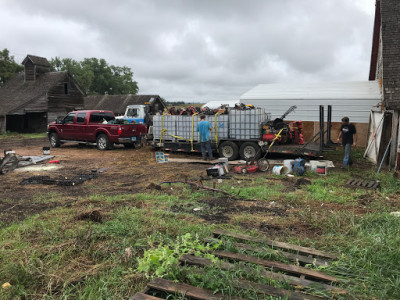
[319,105,324,150]
[327,105,332,144]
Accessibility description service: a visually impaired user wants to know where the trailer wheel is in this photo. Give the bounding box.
[96,134,111,150]
[218,141,239,161]
[239,142,261,161]
[49,132,61,148]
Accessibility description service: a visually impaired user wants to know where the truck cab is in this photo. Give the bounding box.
[116,105,148,124]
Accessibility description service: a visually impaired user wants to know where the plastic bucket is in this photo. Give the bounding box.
[316,165,327,175]
[43,147,50,155]
[283,159,295,174]
[272,165,289,175]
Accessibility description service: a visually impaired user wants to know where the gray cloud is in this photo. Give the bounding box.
[0,0,375,102]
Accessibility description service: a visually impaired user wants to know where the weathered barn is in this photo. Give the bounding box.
[240,81,382,146]
[0,55,85,133]
[84,94,166,115]
[366,0,400,169]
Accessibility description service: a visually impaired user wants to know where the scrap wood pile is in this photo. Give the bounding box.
[131,229,345,300]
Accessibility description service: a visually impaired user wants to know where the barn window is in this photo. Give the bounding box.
[64,83,68,94]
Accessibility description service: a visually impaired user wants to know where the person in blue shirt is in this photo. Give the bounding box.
[197,115,214,160]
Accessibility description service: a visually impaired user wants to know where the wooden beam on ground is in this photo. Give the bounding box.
[204,238,330,267]
[233,279,324,300]
[180,255,346,295]
[147,278,245,300]
[213,229,338,260]
[214,251,338,283]
[130,293,164,300]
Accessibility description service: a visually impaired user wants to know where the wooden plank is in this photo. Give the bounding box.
[180,255,346,294]
[345,178,355,185]
[213,229,338,260]
[204,238,329,267]
[213,251,339,283]
[189,267,322,300]
[147,278,244,300]
[130,293,164,300]
[233,279,323,300]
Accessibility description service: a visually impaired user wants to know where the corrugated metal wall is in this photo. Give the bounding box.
[240,81,382,123]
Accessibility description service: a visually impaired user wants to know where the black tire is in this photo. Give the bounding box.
[239,142,261,161]
[0,154,19,174]
[49,132,61,148]
[257,158,270,172]
[218,141,239,161]
[96,134,111,150]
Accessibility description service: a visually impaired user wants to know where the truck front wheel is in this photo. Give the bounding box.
[218,141,239,161]
[49,132,61,148]
[97,134,111,150]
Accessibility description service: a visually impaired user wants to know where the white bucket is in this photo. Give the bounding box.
[283,159,295,174]
[272,165,289,175]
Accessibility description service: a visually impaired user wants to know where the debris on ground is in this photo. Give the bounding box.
[21,173,98,186]
[75,210,103,223]
[146,182,162,190]
[390,212,400,217]
[345,178,381,190]
[160,180,238,198]
[295,178,312,187]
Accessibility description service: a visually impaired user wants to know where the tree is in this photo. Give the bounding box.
[0,49,23,87]
[50,57,138,95]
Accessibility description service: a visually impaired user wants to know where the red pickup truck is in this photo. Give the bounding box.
[47,110,147,150]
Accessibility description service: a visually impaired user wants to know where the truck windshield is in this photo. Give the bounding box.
[127,108,138,117]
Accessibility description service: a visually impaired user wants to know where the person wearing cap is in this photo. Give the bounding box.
[197,115,214,160]
[337,116,357,168]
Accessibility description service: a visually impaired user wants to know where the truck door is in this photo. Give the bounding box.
[60,112,76,139]
[73,112,87,140]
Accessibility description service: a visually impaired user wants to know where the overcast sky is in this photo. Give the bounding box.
[0,0,376,102]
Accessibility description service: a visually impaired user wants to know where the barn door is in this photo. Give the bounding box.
[364,110,384,164]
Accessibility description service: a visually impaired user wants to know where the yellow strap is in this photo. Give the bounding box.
[269,128,284,150]
[159,114,165,146]
[191,113,199,151]
[214,113,220,151]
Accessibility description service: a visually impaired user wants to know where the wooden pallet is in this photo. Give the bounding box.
[131,230,345,299]
[213,229,338,260]
[345,178,381,189]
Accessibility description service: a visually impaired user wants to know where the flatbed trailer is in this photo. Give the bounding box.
[154,140,321,158]
[152,107,326,160]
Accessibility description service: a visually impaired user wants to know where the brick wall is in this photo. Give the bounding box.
[381,0,400,110]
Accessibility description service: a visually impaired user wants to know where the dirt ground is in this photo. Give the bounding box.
[0,138,206,225]
[0,137,389,239]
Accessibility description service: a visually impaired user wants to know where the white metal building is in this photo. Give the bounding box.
[240,81,382,123]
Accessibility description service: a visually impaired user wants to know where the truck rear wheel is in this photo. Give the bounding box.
[49,132,61,148]
[96,134,111,150]
[218,141,239,161]
[239,142,261,161]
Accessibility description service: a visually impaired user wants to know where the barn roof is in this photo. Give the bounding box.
[84,94,165,115]
[0,71,69,116]
[22,54,51,67]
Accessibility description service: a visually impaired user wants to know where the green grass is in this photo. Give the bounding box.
[1,164,400,299]
[0,132,47,139]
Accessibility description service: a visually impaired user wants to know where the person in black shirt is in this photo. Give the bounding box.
[337,117,357,168]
